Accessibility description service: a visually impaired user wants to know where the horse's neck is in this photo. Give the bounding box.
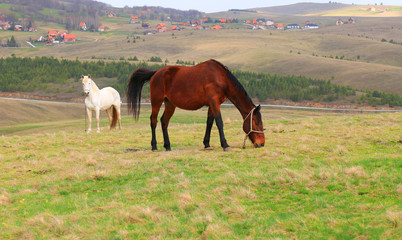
[89,81,100,97]
[227,84,254,119]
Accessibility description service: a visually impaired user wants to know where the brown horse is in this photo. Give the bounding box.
[126,59,265,151]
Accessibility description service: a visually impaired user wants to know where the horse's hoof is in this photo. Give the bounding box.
[224,147,232,152]
[204,147,213,151]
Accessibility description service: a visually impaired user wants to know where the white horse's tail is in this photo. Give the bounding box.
[110,105,118,129]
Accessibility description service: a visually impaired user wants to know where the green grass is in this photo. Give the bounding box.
[39,8,63,18]
[0,3,11,9]
[0,108,401,239]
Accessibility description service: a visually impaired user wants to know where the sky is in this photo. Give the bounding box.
[96,0,401,13]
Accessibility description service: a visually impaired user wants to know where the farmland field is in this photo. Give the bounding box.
[0,100,401,239]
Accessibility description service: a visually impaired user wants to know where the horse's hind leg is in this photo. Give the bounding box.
[116,105,122,130]
[160,99,176,151]
[150,99,163,151]
[106,107,113,129]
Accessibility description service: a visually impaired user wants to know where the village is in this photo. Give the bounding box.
[0,6,360,46]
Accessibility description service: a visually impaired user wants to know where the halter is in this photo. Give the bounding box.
[242,106,264,149]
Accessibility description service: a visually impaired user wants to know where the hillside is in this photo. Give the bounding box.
[253,2,402,17]
[253,2,348,16]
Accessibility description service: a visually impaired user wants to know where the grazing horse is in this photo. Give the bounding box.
[126,59,265,151]
[82,75,122,133]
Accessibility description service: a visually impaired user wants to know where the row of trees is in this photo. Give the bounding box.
[0,56,400,107]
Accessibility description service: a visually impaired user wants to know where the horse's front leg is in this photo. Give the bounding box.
[203,107,215,150]
[209,104,231,151]
[215,112,231,151]
[95,107,101,133]
[86,108,92,133]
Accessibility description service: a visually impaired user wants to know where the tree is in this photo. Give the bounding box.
[8,36,18,47]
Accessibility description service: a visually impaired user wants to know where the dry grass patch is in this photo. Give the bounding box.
[345,166,368,178]
[386,211,402,228]
[0,189,10,205]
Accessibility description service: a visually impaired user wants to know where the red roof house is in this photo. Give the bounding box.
[63,34,76,42]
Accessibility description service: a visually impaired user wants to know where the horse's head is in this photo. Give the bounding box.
[243,105,265,148]
[81,75,92,96]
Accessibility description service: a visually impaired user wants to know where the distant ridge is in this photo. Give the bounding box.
[253,2,348,15]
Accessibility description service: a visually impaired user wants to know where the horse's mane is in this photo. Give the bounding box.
[210,59,254,106]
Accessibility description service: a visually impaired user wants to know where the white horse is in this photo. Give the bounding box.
[82,75,122,133]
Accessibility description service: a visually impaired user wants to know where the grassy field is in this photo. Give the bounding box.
[0,100,401,239]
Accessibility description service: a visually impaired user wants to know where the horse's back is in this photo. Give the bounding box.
[100,87,121,108]
[151,60,228,110]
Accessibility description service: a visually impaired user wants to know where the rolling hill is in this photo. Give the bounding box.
[253,2,348,15]
[252,2,402,17]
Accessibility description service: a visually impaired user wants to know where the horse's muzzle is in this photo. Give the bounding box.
[254,143,265,148]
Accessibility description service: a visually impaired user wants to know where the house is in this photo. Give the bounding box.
[171,26,183,31]
[79,22,87,31]
[266,19,274,26]
[142,22,150,28]
[108,12,116,17]
[348,17,356,23]
[210,25,223,30]
[130,16,139,24]
[63,34,76,42]
[287,24,300,29]
[14,24,23,31]
[305,23,319,29]
[275,23,284,29]
[194,25,204,30]
[98,26,105,32]
[336,19,344,25]
[0,21,10,30]
[155,23,168,32]
[48,30,59,38]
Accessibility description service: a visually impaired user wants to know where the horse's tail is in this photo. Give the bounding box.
[110,105,118,129]
[126,68,157,120]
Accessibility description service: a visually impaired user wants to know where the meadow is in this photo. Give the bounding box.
[0,101,401,239]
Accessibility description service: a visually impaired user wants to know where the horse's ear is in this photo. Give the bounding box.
[81,75,84,78]
[256,105,261,112]
[88,74,91,79]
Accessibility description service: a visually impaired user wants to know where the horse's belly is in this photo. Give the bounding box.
[164,89,203,110]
